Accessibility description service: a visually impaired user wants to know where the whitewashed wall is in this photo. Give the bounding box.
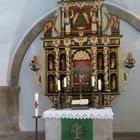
[19,32,52,131]
[0,0,140,132]
[106,0,140,17]
[0,0,58,85]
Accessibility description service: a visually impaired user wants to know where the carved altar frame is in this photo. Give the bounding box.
[42,0,122,107]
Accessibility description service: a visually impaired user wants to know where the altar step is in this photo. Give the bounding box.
[0,132,140,140]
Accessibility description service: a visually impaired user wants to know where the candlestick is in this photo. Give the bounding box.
[98,79,101,91]
[98,90,103,109]
[92,86,96,108]
[33,116,41,140]
[92,76,95,87]
[64,77,67,87]
[79,74,82,83]
[57,80,61,91]
[35,93,39,117]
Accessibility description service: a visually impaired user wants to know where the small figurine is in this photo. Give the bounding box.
[110,54,116,69]
[109,16,120,32]
[44,20,52,37]
[113,16,119,31]
[60,56,66,71]
[98,54,103,70]
[49,77,54,93]
[48,56,54,71]
[111,75,117,92]
[90,9,98,33]
[29,55,40,71]
[64,8,73,35]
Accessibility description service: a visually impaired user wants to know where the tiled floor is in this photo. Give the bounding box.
[0,132,140,140]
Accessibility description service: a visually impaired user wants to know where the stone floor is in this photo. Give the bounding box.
[0,132,44,140]
[0,132,140,140]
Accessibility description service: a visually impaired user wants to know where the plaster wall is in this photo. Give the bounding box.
[106,0,140,17]
[0,0,58,85]
[19,32,52,131]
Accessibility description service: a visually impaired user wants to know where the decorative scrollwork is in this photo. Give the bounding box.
[29,56,40,72]
[124,52,136,69]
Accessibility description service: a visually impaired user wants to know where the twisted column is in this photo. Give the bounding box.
[104,46,109,91]
[65,47,71,90]
[91,46,97,91]
[54,48,59,90]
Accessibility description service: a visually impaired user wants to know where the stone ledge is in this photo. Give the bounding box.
[114,132,140,137]
[0,86,20,93]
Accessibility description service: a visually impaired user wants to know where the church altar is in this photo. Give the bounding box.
[43,108,114,140]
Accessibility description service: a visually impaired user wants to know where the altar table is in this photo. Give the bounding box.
[43,108,114,140]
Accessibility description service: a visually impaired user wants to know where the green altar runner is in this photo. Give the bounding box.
[62,119,93,140]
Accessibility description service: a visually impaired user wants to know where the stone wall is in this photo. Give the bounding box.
[0,86,20,135]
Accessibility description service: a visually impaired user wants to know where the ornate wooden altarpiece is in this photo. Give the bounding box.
[41,0,122,108]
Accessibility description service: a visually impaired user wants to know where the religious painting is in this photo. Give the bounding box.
[48,74,55,93]
[73,60,91,84]
[97,52,104,70]
[60,53,66,71]
[68,6,92,34]
[110,73,117,92]
[72,50,91,92]
[110,52,117,70]
[48,54,54,71]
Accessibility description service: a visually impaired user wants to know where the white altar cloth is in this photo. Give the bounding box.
[43,107,114,119]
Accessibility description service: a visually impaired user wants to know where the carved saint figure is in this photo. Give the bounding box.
[113,16,119,31]
[49,77,54,93]
[110,54,116,69]
[49,56,54,71]
[90,10,98,33]
[109,16,119,31]
[111,76,116,92]
[98,54,103,70]
[60,56,66,71]
[44,20,52,37]
[64,9,73,35]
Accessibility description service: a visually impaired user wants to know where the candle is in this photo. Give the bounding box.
[92,76,95,87]
[64,77,67,87]
[58,80,61,91]
[98,79,101,91]
[35,93,39,117]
